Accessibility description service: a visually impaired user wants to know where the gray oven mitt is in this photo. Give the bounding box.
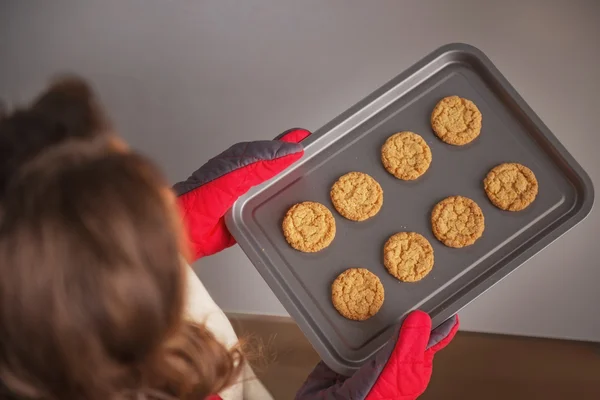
[295,311,459,400]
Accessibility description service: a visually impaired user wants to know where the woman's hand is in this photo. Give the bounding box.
[174,128,310,260]
[295,311,459,400]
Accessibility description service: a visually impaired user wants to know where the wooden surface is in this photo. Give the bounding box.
[229,313,600,400]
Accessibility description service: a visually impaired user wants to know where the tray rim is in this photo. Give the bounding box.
[225,43,595,375]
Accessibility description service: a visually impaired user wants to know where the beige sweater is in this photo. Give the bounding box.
[184,265,274,400]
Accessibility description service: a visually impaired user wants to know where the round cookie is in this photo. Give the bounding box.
[431,196,485,248]
[330,172,383,221]
[431,96,482,146]
[484,163,538,211]
[383,232,434,282]
[381,131,432,180]
[282,201,336,252]
[331,268,384,321]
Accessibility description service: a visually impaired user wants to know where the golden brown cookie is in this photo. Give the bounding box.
[431,96,482,146]
[381,132,432,180]
[431,196,485,248]
[331,268,384,321]
[282,201,336,252]
[330,172,383,221]
[383,232,434,282]
[484,163,538,211]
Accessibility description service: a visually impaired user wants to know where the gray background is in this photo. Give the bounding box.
[1,0,598,341]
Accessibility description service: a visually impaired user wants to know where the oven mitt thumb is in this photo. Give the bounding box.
[173,128,310,260]
[295,311,459,400]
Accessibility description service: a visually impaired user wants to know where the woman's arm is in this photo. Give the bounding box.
[174,129,309,260]
[175,129,310,400]
[184,263,273,400]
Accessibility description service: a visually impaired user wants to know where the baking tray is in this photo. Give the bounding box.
[225,43,594,375]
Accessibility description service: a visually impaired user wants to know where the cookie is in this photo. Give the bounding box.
[331,268,384,321]
[431,96,482,146]
[383,232,434,282]
[330,172,383,221]
[381,131,432,180]
[282,201,336,252]
[431,196,485,248]
[484,163,538,211]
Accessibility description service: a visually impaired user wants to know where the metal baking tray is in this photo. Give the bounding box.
[226,43,594,375]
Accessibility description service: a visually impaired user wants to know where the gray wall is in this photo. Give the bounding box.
[1,0,599,341]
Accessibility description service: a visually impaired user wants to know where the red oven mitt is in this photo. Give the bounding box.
[173,128,310,261]
[295,311,459,400]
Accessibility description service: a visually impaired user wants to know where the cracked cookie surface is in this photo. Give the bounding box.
[330,172,383,221]
[282,201,336,252]
[383,232,434,282]
[381,131,432,180]
[431,196,485,248]
[331,268,384,321]
[484,163,538,211]
[431,96,482,146]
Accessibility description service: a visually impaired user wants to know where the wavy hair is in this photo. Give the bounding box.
[0,79,243,399]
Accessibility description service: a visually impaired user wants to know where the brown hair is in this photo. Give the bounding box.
[0,80,243,399]
[0,76,111,200]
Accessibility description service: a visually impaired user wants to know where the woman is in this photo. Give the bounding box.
[0,78,457,400]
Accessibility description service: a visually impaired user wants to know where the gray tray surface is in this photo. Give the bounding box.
[226,44,594,375]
